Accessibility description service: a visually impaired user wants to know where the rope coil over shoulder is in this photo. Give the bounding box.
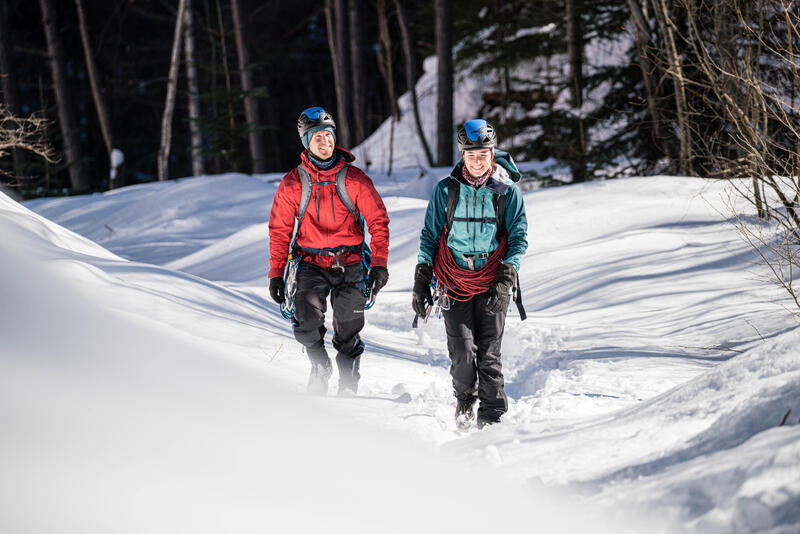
[431,177,526,319]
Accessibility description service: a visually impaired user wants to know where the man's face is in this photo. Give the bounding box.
[463,149,493,178]
[308,130,335,160]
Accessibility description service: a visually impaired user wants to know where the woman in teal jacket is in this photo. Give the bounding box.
[413,119,528,429]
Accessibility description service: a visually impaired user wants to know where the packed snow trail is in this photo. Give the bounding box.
[17,173,800,532]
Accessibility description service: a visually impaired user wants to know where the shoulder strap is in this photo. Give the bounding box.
[446,178,459,232]
[494,191,506,236]
[296,164,312,222]
[335,164,356,215]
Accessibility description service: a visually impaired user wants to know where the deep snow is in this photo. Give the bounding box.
[5,169,799,533]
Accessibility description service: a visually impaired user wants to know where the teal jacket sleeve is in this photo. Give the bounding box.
[503,184,528,272]
[417,179,448,266]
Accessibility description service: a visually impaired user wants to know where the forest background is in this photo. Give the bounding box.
[1,0,799,210]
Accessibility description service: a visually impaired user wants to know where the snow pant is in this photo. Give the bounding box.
[442,290,509,422]
[292,262,367,387]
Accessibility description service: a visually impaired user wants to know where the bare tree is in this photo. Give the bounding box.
[39,0,89,191]
[325,0,352,147]
[75,0,120,188]
[376,0,399,174]
[627,0,679,170]
[157,0,188,181]
[1,104,55,186]
[680,0,800,314]
[231,0,266,173]
[0,2,24,176]
[565,0,587,182]
[435,0,453,166]
[183,0,205,177]
[395,0,433,167]
[349,0,365,145]
[652,0,693,176]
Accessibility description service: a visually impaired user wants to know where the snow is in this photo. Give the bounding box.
[6,165,800,532]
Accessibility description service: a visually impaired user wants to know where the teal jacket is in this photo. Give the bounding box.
[417,150,528,272]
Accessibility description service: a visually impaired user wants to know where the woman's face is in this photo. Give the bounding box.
[463,149,494,178]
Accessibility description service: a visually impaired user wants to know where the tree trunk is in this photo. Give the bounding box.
[0,2,24,176]
[157,0,187,182]
[183,0,205,177]
[653,0,693,176]
[376,0,399,120]
[349,0,365,145]
[566,0,587,182]
[395,0,433,167]
[324,0,351,148]
[627,0,678,169]
[435,0,453,166]
[231,0,266,173]
[75,0,118,188]
[39,0,89,191]
[216,0,237,172]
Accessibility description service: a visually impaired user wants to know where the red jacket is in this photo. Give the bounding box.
[268,147,390,278]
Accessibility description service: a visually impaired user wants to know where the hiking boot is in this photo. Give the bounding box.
[337,379,358,397]
[455,398,477,430]
[476,412,502,429]
[307,360,332,395]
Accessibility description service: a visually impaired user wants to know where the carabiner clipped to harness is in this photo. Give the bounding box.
[360,246,376,310]
[413,275,451,328]
[280,252,303,322]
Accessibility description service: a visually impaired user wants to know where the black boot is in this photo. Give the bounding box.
[455,398,477,430]
[476,411,502,429]
[336,335,364,396]
[307,359,332,395]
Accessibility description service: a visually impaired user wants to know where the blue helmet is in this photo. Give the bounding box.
[457,119,497,151]
[297,106,336,138]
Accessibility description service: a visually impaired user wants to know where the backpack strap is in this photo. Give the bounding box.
[296,164,312,222]
[494,191,506,237]
[445,178,459,233]
[335,165,356,215]
[446,177,507,236]
[296,163,355,220]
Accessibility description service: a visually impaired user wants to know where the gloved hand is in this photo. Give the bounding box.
[269,276,285,304]
[412,263,434,317]
[486,263,516,314]
[368,266,389,296]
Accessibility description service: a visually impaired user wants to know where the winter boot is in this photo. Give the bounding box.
[476,411,502,429]
[307,359,332,395]
[455,398,477,430]
[337,355,361,396]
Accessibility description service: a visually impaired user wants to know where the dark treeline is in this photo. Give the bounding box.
[0,0,439,196]
[1,0,799,202]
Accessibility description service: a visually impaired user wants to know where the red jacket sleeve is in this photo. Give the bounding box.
[349,168,390,268]
[268,170,300,278]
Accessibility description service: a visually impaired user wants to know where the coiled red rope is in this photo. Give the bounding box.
[432,228,507,301]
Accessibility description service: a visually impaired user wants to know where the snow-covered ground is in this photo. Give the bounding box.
[4,168,799,533]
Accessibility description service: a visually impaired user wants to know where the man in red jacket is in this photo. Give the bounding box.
[268,107,390,395]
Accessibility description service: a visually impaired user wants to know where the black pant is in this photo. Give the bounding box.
[442,290,509,421]
[293,262,367,382]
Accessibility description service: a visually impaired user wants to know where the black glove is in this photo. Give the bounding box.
[269,276,285,304]
[368,266,389,296]
[412,263,434,316]
[486,263,516,314]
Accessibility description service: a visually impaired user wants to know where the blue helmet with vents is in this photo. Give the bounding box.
[457,119,497,151]
[297,106,336,138]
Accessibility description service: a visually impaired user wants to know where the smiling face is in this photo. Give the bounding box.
[308,130,335,160]
[463,149,494,178]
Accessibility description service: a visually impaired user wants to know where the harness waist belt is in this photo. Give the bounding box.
[461,252,491,260]
[295,243,364,256]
